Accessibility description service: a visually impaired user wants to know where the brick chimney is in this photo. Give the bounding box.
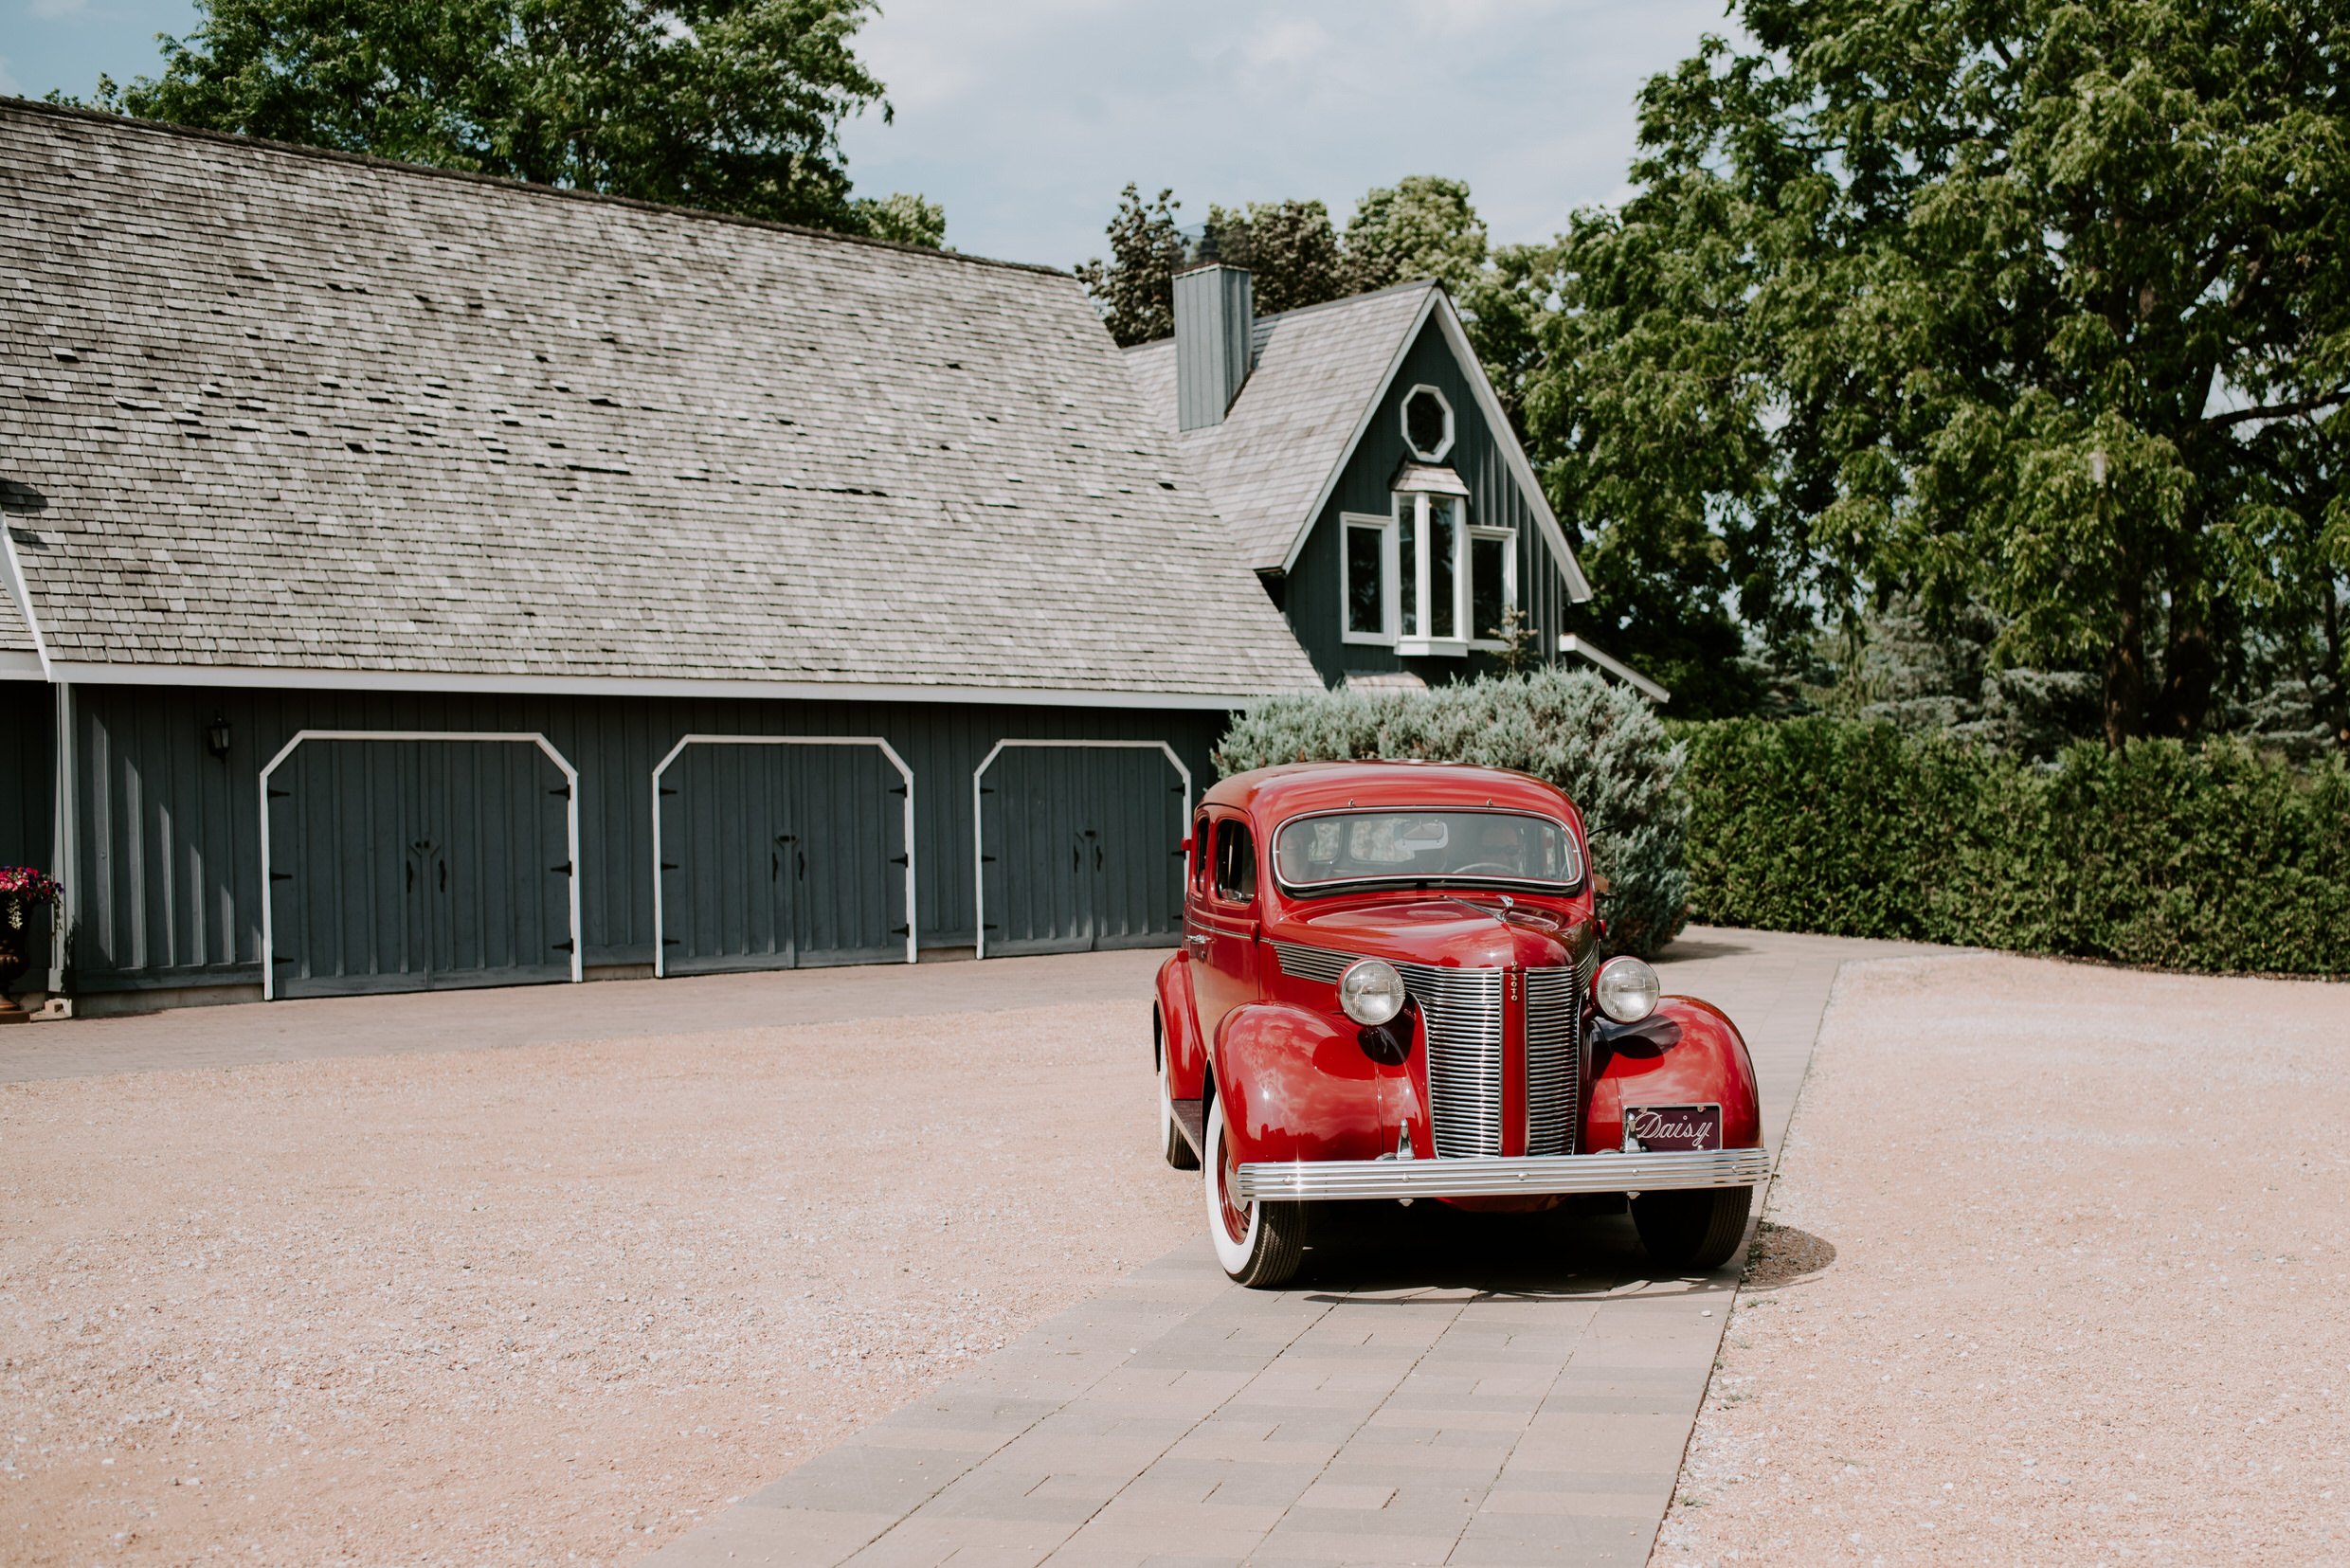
[1173,262,1254,431]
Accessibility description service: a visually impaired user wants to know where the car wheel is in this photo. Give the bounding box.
[1631,1184,1754,1272]
[1159,1054,1199,1170]
[1203,1099,1304,1288]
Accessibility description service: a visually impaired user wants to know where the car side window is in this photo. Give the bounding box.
[1213,819,1256,906]
[1192,814,1213,893]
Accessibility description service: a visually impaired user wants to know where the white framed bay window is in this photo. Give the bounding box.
[1366,474,1514,657]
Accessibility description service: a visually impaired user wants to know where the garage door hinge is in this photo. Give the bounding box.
[889,855,908,866]
[661,937,679,946]
[888,784,908,795]
[551,940,574,952]
[549,861,572,874]
[981,855,997,862]
[268,787,292,799]
[891,926,910,935]
[660,860,678,871]
[660,786,678,797]
[549,785,571,799]
[270,871,293,881]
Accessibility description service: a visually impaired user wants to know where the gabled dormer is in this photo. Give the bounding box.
[1126,271,1636,694]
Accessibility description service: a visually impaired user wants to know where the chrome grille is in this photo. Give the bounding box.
[1272,941,1354,984]
[1274,943,1585,1161]
[1525,963,1583,1157]
[1394,962,1506,1157]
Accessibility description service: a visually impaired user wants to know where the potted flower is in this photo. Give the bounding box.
[0,866,61,1024]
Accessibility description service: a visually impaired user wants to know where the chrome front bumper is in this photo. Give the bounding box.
[1234,1147,1772,1203]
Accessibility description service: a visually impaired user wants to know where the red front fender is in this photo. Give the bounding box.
[1583,997,1762,1152]
[1155,952,1205,1099]
[1212,1001,1419,1166]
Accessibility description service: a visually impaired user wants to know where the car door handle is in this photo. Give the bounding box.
[1186,933,1208,947]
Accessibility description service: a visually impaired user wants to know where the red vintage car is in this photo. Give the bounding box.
[1154,760,1767,1288]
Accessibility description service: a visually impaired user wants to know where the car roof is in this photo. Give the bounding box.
[1202,761,1575,822]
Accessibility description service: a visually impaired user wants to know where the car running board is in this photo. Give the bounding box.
[1171,1098,1206,1160]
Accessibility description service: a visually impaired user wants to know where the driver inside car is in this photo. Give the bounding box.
[1463,819,1528,876]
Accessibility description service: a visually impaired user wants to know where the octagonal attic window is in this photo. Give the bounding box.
[1402,385,1455,461]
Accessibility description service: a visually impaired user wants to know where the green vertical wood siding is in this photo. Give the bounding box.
[60,684,1224,995]
[1280,316,1570,686]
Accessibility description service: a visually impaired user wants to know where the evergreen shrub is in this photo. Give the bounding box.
[1681,718,2350,975]
[1215,671,1689,958]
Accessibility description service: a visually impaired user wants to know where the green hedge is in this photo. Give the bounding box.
[1682,718,2350,975]
[1216,670,1689,958]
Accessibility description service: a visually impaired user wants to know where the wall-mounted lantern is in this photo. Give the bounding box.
[206,715,232,760]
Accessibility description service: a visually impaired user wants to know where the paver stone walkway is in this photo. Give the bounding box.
[647,928,1939,1568]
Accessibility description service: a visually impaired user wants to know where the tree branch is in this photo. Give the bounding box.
[2196,390,2350,433]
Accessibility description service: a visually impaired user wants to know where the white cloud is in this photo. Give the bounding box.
[840,0,1741,268]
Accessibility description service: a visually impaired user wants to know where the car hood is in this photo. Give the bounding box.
[1279,899,1582,970]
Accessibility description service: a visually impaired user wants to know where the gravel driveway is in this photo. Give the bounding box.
[1656,954,2350,1567]
[3,1000,1191,1567]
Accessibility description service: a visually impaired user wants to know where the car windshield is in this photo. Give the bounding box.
[1272,810,1582,891]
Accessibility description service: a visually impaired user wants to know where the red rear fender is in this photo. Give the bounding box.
[1582,997,1762,1152]
[1213,1001,1419,1166]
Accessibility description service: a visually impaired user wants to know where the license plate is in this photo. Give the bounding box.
[1625,1104,1722,1152]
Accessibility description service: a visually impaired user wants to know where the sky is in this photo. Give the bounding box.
[6,0,1743,270]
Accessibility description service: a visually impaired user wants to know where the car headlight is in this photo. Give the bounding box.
[1339,959,1407,1027]
[1595,956,1660,1023]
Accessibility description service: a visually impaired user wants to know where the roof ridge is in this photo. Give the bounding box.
[1120,278,1438,353]
[0,94,1066,278]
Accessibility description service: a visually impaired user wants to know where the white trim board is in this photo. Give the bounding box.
[0,523,55,682]
[648,734,917,974]
[36,660,1288,711]
[1559,635,1671,703]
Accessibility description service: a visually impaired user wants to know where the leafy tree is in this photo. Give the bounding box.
[58,0,939,242]
[850,190,947,249]
[1075,184,1185,347]
[1078,175,1492,343]
[1202,199,1347,317]
[1525,0,2350,748]
[1343,175,1488,295]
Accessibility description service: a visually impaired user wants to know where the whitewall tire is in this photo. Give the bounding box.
[1203,1098,1305,1288]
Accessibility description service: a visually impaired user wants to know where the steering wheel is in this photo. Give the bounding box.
[1449,860,1520,875]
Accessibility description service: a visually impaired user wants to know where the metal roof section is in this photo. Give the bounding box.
[0,99,1325,704]
[1124,280,1590,601]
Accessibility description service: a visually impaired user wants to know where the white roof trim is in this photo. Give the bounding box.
[1432,295,1591,602]
[1278,287,1442,577]
[1559,635,1670,702]
[0,650,44,679]
[0,524,56,682]
[1274,287,1592,604]
[40,660,1281,710]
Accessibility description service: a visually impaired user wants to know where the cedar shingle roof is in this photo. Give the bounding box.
[0,99,1323,701]
[1122,282,1437,572]
[0,577,34,658]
